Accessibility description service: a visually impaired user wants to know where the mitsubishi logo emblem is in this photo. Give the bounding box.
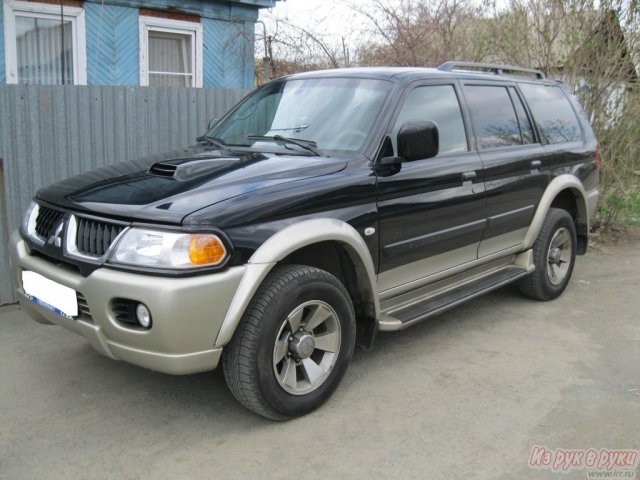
[47,220,64,248]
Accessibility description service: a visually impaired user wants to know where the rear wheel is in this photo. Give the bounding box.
[519,207,577,301]
[222,265,356,420]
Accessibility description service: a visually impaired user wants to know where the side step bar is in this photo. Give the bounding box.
[378,266,531,331]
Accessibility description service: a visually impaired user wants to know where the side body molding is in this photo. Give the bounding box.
[214,218,380,348]
[522,174,590,251]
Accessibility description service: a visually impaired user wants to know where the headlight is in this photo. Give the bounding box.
[109,229,228,269]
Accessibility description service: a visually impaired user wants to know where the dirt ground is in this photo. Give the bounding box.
[1,238,639,480]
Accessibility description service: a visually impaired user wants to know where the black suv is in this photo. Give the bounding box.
[11,62,599,420]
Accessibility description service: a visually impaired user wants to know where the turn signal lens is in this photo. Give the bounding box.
[188,235,227,265]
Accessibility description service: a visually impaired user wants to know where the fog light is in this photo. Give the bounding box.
[135,303,152,328]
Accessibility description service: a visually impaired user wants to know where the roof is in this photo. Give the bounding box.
[101,0,278,11]
[285,66,557,84]
[228,0,278,7]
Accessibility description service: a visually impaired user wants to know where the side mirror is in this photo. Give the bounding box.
[208,117,219,130]
[397,121,439,162]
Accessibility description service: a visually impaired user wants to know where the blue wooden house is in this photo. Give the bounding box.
[1,0,276,89]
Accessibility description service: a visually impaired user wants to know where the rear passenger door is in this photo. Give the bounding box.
[376,82,486,294]
[517,82,588,174]
[461,82,549,257]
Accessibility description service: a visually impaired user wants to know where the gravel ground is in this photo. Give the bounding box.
[1,239,639,480]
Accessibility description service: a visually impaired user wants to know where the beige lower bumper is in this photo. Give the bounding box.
[10,231,245,375]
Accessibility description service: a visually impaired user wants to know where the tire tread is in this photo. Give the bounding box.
[519,207,576,301]
[222,265,353,420]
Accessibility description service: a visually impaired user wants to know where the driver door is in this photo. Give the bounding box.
[376,82,486,294]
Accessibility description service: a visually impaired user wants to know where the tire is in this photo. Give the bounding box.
[222,265,356,420]
[519,207,577,301]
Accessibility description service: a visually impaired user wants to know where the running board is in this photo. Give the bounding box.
[378,266,531,331]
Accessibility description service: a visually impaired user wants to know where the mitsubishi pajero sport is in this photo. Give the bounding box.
[11,62,599,419]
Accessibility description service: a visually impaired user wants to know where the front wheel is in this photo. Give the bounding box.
[519,208,577,301]
[222,265,356,420]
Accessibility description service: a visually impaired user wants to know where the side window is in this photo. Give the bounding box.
[519,84,582,144]
[392,85,468,156]
[509,87,535,144]
[464,85,523,150]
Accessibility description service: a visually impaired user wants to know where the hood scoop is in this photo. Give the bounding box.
[148,158,237,181]
[148,162,177,177]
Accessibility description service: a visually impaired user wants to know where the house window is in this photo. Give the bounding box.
[3,1,87,85]
[139,16,203,88]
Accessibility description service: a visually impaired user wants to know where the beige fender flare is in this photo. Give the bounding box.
[522,174,590,250]
[214,218,379,347]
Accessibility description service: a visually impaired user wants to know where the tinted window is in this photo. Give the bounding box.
[509,87,535,144]
[519,84,582,144]
[393,85,468,156]
[464,85,522,150]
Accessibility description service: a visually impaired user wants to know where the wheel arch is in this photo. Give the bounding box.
[214,219,379,348]
[523,175,589,255]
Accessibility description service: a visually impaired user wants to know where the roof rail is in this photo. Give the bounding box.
[437,61,545,80]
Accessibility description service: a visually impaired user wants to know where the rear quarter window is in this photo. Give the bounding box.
[518,84,582,144]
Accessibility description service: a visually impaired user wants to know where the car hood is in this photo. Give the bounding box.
[36,146,348,224]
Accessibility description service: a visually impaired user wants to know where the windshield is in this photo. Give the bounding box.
[207,78,392,154]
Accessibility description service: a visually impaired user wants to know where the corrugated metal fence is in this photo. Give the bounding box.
[0,85,249,305]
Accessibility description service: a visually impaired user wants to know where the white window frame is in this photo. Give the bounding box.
[3,0,87,85]
[139,16,203,88]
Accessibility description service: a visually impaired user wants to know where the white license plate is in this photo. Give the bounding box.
[21,271,78,318]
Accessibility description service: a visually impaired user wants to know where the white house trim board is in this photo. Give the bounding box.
[3,0,87,85]
[139,16,204,88]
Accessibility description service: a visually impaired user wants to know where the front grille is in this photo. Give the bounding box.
[35,206,65,239]
[75,218,125,257]
[76,293,93,322]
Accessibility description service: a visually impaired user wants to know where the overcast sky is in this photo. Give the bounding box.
[258,0,372,44]
[257,0,511,39]
[259,0,370,31]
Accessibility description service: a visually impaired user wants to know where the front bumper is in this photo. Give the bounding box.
[10,231,245,375]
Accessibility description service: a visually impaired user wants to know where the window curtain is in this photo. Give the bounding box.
[148,32,192,87]
[15,16,73,85]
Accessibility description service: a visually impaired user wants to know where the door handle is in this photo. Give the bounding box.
[531,160,542,172]
[462,171,477,181]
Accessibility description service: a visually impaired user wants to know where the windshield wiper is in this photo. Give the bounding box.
[268,125,310,133]
[196,135,227,149]
[247,135,322,156]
